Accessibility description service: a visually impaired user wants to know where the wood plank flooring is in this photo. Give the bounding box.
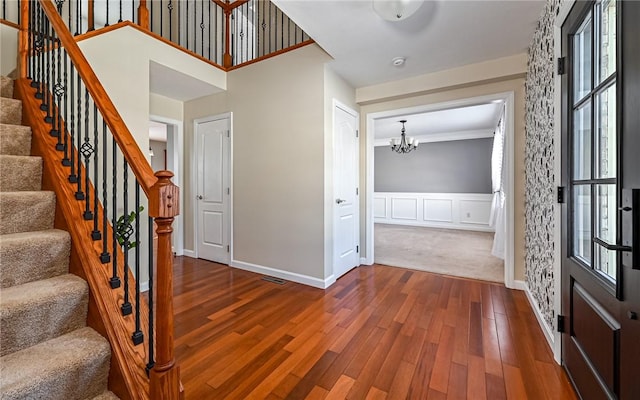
[173,257,577,399]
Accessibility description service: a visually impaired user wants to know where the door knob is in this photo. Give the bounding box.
[336,198,346,204]
[197,195,203,200]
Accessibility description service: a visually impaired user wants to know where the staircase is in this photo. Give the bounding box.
[0,76,118,400]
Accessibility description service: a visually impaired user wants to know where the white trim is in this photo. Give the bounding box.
[360,257,371,265]
[140,280,149,293]
[365,91,516,287]
[183,249,197,258]
[512,280,526,291]
[332,99,360,281]
[548,0,577,365]
[373,129,494,147]
[150,115,184,256]
[231,259,336,289]
[524,283,557,360]
[192,112,233,264]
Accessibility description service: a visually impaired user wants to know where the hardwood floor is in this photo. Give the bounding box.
[173,257,577,399]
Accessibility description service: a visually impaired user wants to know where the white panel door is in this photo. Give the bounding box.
[334,104,359,279]
[196,118,230,264]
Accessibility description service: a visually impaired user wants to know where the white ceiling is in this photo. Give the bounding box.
[374,101,503,144]
[149,61,222,101]
[273,0,544,88]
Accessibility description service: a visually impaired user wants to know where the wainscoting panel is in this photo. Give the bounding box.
[391,198,418,220]
[374,192,494,232]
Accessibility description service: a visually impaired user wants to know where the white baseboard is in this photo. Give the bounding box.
[230,259,335,289]
[140,280,149,293]
[523,283,556,353]
[512,279,526,291]
[360,257,373,266]
[183,249,196,258]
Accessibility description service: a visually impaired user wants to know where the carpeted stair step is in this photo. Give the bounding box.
[0,327,111,400]
[0,191,55,235]
[0,273,88,357]
[0,97,22,125]
[0,155,42,191]
[0,123,32,156]
[1,75,13,98]
[91,391,120,400]
[0,229,71,288]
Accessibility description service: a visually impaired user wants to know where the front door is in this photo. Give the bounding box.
[333,103,359,279]
[195,117,230,264]
[561,1,640,398]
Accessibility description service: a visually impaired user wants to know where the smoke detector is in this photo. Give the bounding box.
[392,57,406,67]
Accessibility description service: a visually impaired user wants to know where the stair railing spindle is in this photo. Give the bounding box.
[110,137,120,289]
[92,104,101,240]
[132,182,143,345]
[62,49,70,166]
[100,120,110,263]
[121,160,132,316]
[75,73,84,199]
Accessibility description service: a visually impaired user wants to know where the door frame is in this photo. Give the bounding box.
[150,115,184,256]
[332,99,360,281]
[192,112,233,262]
[551,0,578,364]
[364,92,516,285]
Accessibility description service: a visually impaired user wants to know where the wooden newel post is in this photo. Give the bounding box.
[19,0,29,79]
[149,171,181,400]
[138,0,149,30]
[223,7,232,68]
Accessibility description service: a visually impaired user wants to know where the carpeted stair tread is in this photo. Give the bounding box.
[91,391,120,400]
[0,154,42,191]
[0,327,111,400]
[0,97,22,125]
[0,123,32,156]
[0,229,70,288]
[1,76,13,98]
[1,273,88,357]
[0,191,55,234]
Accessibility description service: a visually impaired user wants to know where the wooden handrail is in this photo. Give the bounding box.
[37,0,158,198]
[19,0,28,78]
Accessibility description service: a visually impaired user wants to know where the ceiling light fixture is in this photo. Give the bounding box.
[390,120,419,154]
[373,0,424,21]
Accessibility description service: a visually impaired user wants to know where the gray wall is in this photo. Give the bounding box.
[374,137,493,193]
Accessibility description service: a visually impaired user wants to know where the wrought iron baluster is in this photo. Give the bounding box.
[75,74,84,200]
[74,0,79,35]
[34,7,43,97]
[186,0,189,50]
[200,0,204,57]
[121,161,132,316]
[101,120,110,263]
[119,0,123,22]
[132,182,143,345]
[193,0,196,53]
[68,63,76,182]
[146,216,155,372]
[160,0,164,37]
[168,0,173,42]
[208,0,211,60]
[92,104,100,240]
[27,3,33,81]
[268,1,271,54]
[53,39,64,152]
[106,0,110,26]
[82,87,93,219]
[251,0,255,61]
[41,18,51,122]
[62,49,70,166]
[110,137,120,288]
[280,5,283,50]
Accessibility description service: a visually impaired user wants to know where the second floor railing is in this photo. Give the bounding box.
[17,0,313,69]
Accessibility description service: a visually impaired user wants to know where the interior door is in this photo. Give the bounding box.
[561,1,640,398]
[334,104,359,279]
[196,117,230,264]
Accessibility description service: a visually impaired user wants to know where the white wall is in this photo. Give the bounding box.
[184,44,346,286]
[0,24,18,76]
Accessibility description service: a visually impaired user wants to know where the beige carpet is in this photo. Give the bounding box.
[0,75,117,400]
[375,224,504,283]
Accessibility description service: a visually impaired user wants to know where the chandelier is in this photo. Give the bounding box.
[390,120,419,154]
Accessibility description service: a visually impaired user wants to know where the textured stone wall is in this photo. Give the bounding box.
[524,0,562,329]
